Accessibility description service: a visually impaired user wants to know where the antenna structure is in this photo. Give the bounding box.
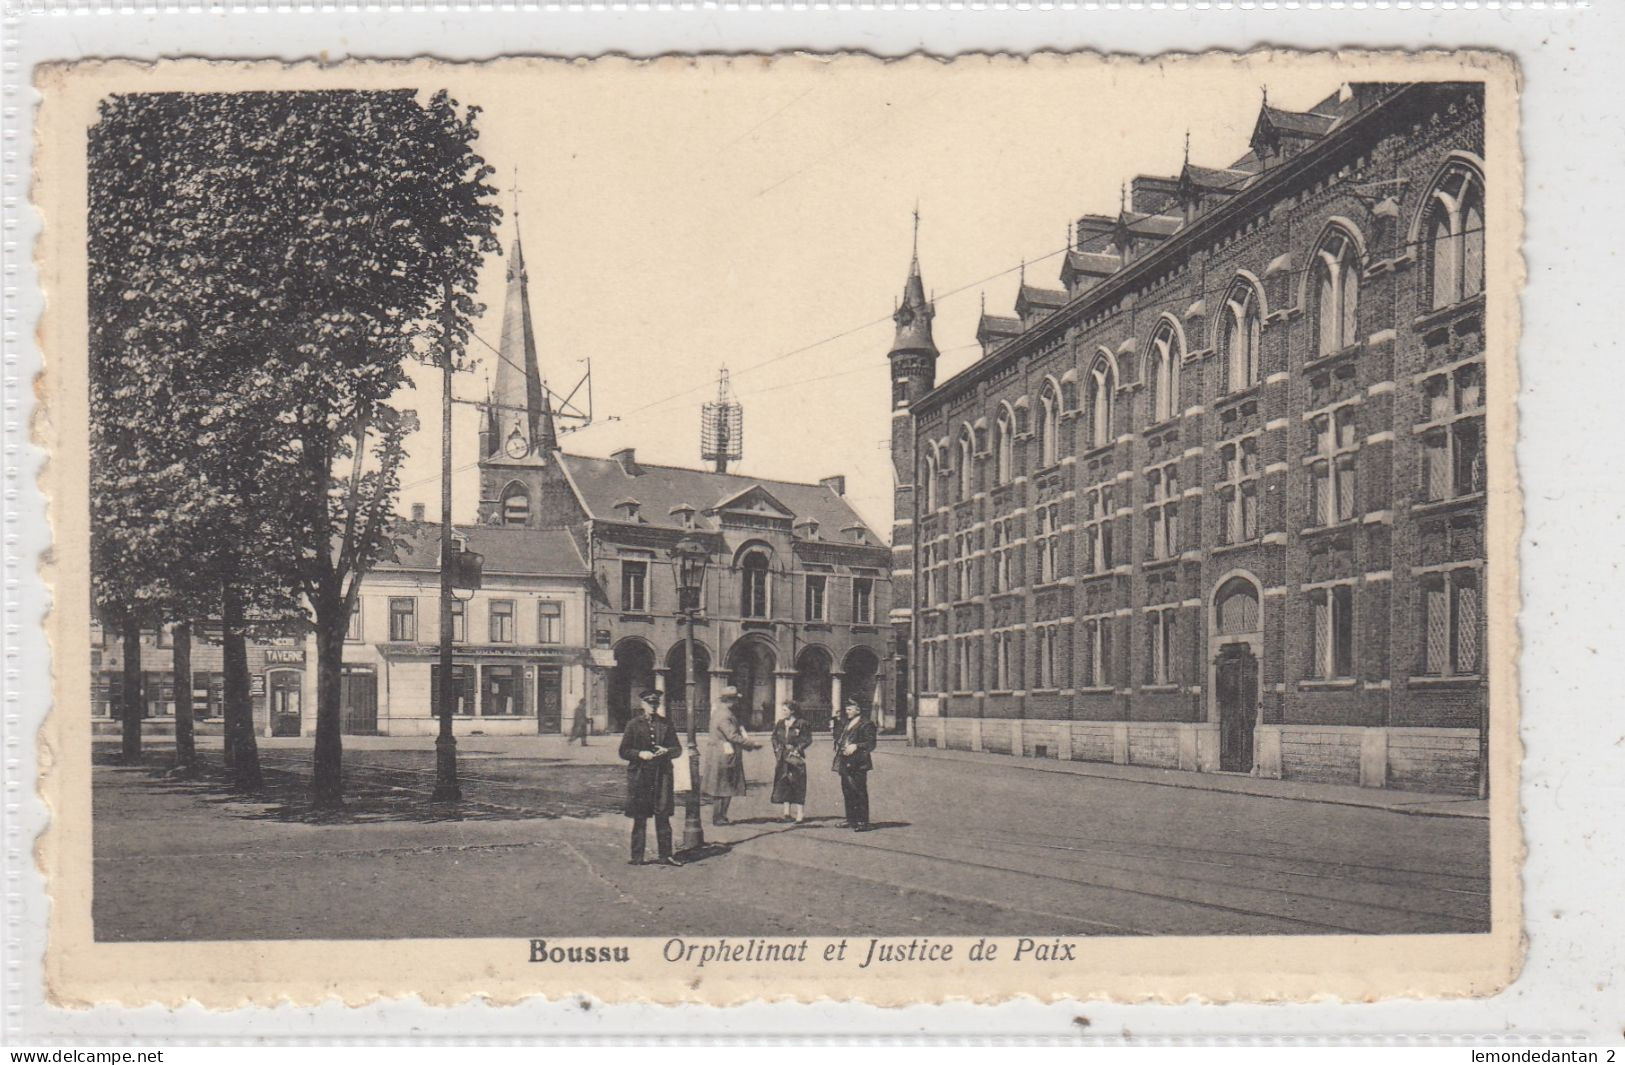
[700,367,744,474]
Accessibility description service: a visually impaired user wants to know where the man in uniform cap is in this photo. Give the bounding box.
[832,699,878,831]
[619,688,683,866]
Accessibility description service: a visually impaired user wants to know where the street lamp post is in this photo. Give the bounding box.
[431,280,461,804]
[671,535,709,852]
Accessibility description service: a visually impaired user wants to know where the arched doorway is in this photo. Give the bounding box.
[609,638,657,733]
[1211,575,1262,773]
[794,645,834,730]
[726,637,777,731]
[664,640,713,733]
[842,646,881,716]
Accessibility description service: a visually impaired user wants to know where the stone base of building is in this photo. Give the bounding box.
[909,717,1482,796]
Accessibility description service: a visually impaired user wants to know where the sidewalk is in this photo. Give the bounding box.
[99,731,1487,818]
[883,738,1488,819]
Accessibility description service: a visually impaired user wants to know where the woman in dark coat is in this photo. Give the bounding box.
[770,700,813,822]
[619,689,682,866]
[702,687,760,826]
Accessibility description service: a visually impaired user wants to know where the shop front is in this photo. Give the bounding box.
[376,645,583,736]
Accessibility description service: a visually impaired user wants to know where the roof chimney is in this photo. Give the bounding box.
[820,475,846,496]
[411,503,426,523]
[612,448,640,476]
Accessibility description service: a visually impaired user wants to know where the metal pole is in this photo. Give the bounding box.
[681,600,705,851]
[432,279,461,803]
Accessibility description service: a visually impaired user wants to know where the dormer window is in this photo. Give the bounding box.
[669,502,697,529]
[843,522,868,545]
[794,518,820,540]
[614,497,642,522]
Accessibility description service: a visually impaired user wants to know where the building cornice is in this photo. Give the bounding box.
[914,82,1444,417]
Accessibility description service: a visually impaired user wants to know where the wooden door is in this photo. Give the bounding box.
[536,667,563,734]
[1216,645,1258,773]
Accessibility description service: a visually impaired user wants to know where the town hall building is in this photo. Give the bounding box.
[473,229,895,737]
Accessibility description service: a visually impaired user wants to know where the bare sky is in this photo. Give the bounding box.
[390,55,1352,536]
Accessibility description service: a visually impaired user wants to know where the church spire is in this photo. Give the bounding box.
[489,228,557,457]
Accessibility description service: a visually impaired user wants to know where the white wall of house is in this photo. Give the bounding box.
[298,566,591,737]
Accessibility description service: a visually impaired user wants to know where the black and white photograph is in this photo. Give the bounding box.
[36,51,1522,1007]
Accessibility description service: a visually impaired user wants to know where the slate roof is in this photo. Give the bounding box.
[1181,164,1256,191]
[1016,283,1069,313]
[379,521,590,578]
[1064,250,1123,277]
[977,313,1024,341]
[1124,212,1185,238]
[557,452,881,541]
[1259,105,1340,138]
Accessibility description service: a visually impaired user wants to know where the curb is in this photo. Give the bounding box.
[882,742,1488,820]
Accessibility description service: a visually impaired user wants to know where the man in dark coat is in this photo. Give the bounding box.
[832,699,878,831]
[619,688,683,866]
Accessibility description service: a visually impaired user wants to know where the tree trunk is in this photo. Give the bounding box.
[119,614,144,764]
[221,582,262,791]
[310,590,346,810]
[172,620,196,775]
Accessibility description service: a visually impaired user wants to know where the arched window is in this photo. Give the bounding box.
[501,482,530,527]
[1038,386,1059,468]
[921,452,938,511]
[958,429,975,500]
[1215,576,1261,636]
[1312,227,1362,357]
[1220,281,1262,392]
[1149,320,1182,423]
[1088,354,1115,449]
[740,549,771,619]
[1424,163,1486,310]
[994,409,1013,485]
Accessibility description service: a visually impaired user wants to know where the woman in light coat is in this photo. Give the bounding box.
[702,687,760,825]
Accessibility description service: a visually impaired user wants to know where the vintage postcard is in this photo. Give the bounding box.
[35,50,1523,1008]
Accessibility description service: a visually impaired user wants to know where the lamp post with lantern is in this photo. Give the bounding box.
[671,534,710,851]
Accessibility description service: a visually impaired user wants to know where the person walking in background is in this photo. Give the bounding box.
[832,699,877,831]
[619,688,683,866]
[703,686,760,826]
[770,699,813,823]
[568,696,590,746]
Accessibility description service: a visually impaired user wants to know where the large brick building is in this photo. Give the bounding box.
[894,81,1489,794]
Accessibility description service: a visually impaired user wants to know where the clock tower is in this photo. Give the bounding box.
[477,228,560,527]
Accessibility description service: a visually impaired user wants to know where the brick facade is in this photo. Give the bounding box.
[902,82,1490,795]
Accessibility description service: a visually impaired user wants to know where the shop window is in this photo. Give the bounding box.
[481,664,525,716]
[430,663,477,716]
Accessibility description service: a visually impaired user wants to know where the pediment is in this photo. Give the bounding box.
[710,484,796,523]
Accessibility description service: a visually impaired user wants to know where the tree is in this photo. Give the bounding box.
[88,90,500,807]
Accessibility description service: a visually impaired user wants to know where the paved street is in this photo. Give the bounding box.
[92,736,1490,941]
